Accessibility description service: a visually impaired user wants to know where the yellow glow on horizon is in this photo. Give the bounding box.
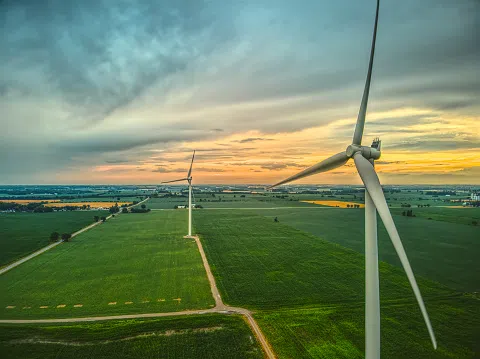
[62,106,479,185]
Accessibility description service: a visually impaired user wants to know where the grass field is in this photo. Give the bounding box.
[194,211,454,309]
[0,314,264,359]
[252,208,479,292]
[194,210,478,358]
[0,211,107,267]
[389,206,480,226]
[148,194,315,209]
[0,211,214,319]
[255,296,479,359]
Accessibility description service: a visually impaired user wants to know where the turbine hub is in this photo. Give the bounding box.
[346,144,381,160]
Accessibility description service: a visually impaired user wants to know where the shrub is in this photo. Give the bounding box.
[50,232,60,242]
[61,233,72,242]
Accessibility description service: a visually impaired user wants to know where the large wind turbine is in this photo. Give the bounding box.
[268,1,437,358]
[161,151,195,237]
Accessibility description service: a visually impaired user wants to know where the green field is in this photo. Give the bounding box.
[255,296,479,359]
[0,211,107,267]
[60,196,145,203]
[0,211,214,319]
[252,207,479,292]
[194,211,453,309]
[148,193,316,209]
[194,210,478,358]
[389,206,480,226]
[0,314,263,359]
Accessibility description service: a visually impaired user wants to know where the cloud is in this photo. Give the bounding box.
[0,0,478,183]
[195,167,226,173]
[260,162,301,171]
[234,137,275,143]
[152,167,185,173]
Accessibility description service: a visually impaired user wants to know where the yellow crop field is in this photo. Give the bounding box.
[301,200,365,208]
[45,202,131,208]
[0,199,61,204]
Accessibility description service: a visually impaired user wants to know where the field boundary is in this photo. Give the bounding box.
[189,234,276,359]
[0,230,276,359]
[0,198,150,276]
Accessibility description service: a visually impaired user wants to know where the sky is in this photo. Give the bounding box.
[1,0,479,185]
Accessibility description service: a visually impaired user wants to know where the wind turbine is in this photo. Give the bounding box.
[161,151,195,237]
[268,1,437,358]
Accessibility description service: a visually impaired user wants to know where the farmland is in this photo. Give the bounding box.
[252,207,479,292]
[44,201,131,208]
[301,200,365,208]
[194,210,478,358]
[0,211,107,267]
[148,193,316,209]
[0,211,214,319]
[0,199,61,204]
[0,314,264,359]
[255,296,479,359]
[194,211,454,309]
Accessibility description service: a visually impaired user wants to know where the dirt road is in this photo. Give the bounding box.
[0,198,150,276]
[1,200,276,358]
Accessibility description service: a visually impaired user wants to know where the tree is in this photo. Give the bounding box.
[109,205,119,214]
[274,217,279,222]
[122,207,128,213]
[101,216,106,222]
[50,232,60,242]
[473,221,478,226]
[94,216,99,222]
[61,233,72,242]
[141,204,146,209]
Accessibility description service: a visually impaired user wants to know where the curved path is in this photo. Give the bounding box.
[1,228,276,358]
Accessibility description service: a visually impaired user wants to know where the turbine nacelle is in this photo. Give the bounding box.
[346,144,381,160]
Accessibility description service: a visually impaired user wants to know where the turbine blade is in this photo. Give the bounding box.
[353,153,437,349]
[352,0,380,145]
[161,178,188,184]
[268,152,349,189]
[187,150,196,178]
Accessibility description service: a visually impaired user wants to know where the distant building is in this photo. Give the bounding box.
[471,193,480,201]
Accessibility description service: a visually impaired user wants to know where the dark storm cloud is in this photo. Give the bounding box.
[0,0,220,116]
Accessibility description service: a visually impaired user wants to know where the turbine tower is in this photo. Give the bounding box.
[161,151,195,237]
[268,1,437,358]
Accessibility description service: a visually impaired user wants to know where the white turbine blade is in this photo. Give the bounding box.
[268,152,349,189]
[161,178,188,184]
[353,153,437,349]
[352,0,380,145]
[187,150,195,178]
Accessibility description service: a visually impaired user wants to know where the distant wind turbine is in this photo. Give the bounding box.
[161,151,195,237]
[268,1,437,358]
